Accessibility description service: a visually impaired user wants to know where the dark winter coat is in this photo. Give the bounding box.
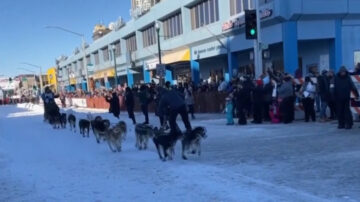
[106,93,120,118]
[252,86,264,105]
[334,68,359,101]
[263,83,273,103]
[125,90,135,110]
[158,89,185,116]
[138,88,150,106]
[235,87,249,109]
[317,75,331,101]
[278,80,293,99]
[41,92,55,104]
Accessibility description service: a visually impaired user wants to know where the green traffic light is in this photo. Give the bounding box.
[250,29,256,36]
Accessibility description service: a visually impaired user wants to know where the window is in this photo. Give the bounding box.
[113,41,121,57]
[102,46,110,62]
[163,12,183,40]
[125,34,137,52]
[73,62,77,71]
[93,51,100,65]
[191,0,219,30]
[142,25,157,47]
[230,0,271,16]
[78,59,84,69]
[86,55,91,65]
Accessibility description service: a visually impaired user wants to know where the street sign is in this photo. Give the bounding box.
[156,64,166,77]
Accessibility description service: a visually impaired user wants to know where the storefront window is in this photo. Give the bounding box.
[191,0,219,29]
[163,12,183,40]
[125,34,137,52]
[142,25,157,47]
[230,0,271,16]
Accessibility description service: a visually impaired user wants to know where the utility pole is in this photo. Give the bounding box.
[254,0,263,78]
[155,22,164,86]
[112,44,118,88]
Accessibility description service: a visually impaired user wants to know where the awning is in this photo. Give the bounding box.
[162,49,190,64]
[93,68,115,80]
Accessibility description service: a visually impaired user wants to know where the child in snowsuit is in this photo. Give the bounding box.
[226,96,234,125]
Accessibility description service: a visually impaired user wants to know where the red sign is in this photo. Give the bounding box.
[222,9,273,32]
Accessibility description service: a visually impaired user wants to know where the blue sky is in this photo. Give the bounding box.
[0,0,131,77]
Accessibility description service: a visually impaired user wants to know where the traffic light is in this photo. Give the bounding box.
[245,10,257,40]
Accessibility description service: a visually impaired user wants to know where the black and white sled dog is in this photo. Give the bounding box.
[79,119,91,137]
[181,127,207,160]
[50,112,62,129]
[152,127,183,161]
[60,113,67,129]
[87,113,111,143]
[67,110,76,132]
[104,122,126,152]
[134,124,154,150]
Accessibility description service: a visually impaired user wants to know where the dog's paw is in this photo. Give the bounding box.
[182,156,188,160]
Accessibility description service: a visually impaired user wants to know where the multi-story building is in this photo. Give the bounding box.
[57,0,360,91]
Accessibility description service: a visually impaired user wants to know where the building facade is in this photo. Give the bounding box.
[57,0,360,91]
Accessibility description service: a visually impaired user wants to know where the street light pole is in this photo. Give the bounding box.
[45,25,90,93]
[254,0,263,78]
[112,44,118,88]
[155,22,164,86]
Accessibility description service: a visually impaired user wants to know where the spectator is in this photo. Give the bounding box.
[225,95,234,125]
[263,76,273,121]
[184,83,195,120]
[138,85,150,124]
[235,84,247,125]
[218,78,228,92]
[350,63,360,75]
[105,91,120,119]
[300,76,316,122]
[334,66,359,129]
[278,75,294,124]
[327,70,337,119]
[252,79,264,124]
[125,87,136,125]
[318,70,331,122]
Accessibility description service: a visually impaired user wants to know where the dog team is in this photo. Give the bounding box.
[44,109,207,161]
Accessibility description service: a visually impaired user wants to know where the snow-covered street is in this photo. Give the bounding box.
[0,104,360,202]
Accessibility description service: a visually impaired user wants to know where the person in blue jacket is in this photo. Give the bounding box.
[225,96,234,125]
[159,81,192,136]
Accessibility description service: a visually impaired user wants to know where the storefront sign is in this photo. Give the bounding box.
[222,9,273,32]
[156,64,166,77]
[93,68,115,79]
[192,40,227,60]
[145,58,159,70]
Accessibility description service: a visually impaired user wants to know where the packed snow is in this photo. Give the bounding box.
[0,104,360,202]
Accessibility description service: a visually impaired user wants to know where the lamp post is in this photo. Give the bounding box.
[45,25,90,92]
[21,63,43,93]
[155,22,164,86]
[111,44,118,88]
